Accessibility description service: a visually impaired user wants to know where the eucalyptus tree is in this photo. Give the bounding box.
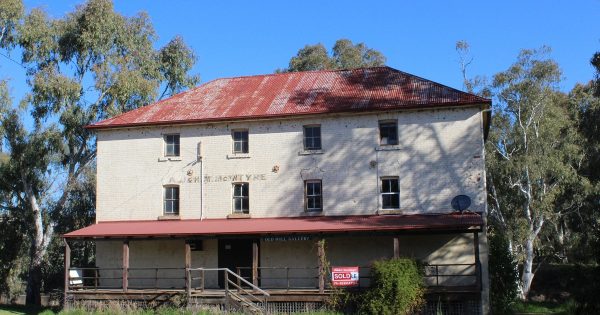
[281,38,386,72]
[0,0,199,304]
[592,51,600,97]
[486,47,585,298]
[0,0,23,49]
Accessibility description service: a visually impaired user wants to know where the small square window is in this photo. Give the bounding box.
[303,125,322,150]
[164,134,180,157]
[305,180,322,212]
[379,121,398,145]
[381,177,400,209]
[232,130,249,154]
[233,183,249,213]
[164,186,180,215]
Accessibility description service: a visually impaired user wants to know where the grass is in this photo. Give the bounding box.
[511,300,578,314]
[0,305,55,315]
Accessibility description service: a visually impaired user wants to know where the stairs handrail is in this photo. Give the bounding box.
[187,267,270,297]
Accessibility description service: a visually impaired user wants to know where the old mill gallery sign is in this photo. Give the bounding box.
[331,266,360,287]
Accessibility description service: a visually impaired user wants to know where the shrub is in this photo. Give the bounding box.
[573,265,600,314]
[488,229,518,314]
[359,258,425,315]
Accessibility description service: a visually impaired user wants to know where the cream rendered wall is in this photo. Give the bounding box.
[96,234,480,289]
[95,239,219,289]
[258,233,478,288]
[95,106,486,221]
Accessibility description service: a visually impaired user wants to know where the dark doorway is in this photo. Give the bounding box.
[218,238,256,288]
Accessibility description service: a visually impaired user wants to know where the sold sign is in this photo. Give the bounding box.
[331,266,359,287]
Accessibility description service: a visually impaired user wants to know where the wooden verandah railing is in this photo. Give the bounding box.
[66,263,481,294]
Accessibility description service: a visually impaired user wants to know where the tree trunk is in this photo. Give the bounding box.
[519,237,535,300]
[25,249,44,305]
[22,174,53,306]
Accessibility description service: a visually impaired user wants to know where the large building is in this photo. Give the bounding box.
[65,66,491,314]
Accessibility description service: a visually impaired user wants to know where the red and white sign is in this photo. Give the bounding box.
[331,266,359,287]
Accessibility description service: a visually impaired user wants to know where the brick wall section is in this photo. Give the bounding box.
[95,105,486,221]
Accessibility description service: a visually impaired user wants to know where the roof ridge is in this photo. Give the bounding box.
[208,66,392,82]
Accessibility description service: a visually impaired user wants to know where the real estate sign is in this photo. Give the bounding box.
[331,266,359,287]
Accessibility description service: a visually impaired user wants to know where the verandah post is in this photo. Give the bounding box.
[122,240,129,292]
[474,232,482,289]
[63,239,71,306]
[252,241,259,287]
[185,241,191,296]
[317,238,325,293]
[393,237,400,258]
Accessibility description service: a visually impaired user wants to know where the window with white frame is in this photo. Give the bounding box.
[303,125,322,150]
[380,177,400,209]
[164,186,180,215]
[232,183,249,213]
[232,130,249,153]
[379,121,398,145]
[164,134,180,157]
[305,180,322,212]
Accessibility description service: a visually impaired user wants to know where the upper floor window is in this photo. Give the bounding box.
[303,125,322,150]
[379,121,398,145]
[233,183,249,213]
[232,130,249,154]
[164,186,180,215]
[305,180,322,212]
[381,177,400,209]
[164,134,180,157]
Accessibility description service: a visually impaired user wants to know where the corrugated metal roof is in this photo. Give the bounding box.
[88,67,491,129]
[63,213,483,238]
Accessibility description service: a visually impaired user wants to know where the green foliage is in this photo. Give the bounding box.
[0,0,24,49]
[287,43,332,72]
[282,39,386,72]
[510,299,578,315]
[488,229,518,314]
[572,265,600,314]
[0,0,199,305]
[158,36,200,99]
[592,51,600,96]
[527,264,600,314]
[455,41,490,97]
[358,258,424,315]
[486,46,587,296]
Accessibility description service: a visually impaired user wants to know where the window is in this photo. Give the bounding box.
[232,183,249,213]
[164,186,180,215]
[164,134,180,157]
[232,130,249,153]
[305,180,322,212]
[381,177,400,209]
[379,121,398,145]
[303,125,322,150]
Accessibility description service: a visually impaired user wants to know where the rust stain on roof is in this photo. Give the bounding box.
[63,213,483,238]
[88,67,490,129]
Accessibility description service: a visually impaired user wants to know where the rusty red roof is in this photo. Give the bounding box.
[63,213,483,238]
[88,67,490,129]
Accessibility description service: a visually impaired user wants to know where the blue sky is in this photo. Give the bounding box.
[1,0,599,103]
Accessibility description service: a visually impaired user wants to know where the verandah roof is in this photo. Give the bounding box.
[63,213,483,239]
